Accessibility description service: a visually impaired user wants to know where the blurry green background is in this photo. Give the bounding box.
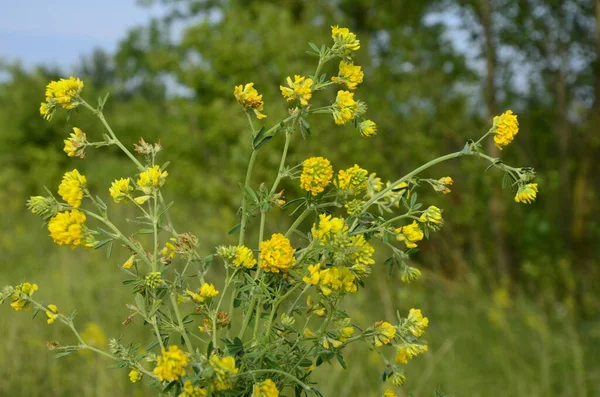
[1,0,599,396]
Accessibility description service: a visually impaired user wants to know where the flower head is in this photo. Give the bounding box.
[311,214,347,244]
[419,206,443,227]
[280,75,313,106]
[300,157,334,196]
[187,283,219,304]
[358,119,377,137]
[318,266,357,296]
[179,380,207,397]
[395,221,424,249]
[110,178,134,203]
[433,176,454,194]
[48,210,93,248]
[209,355,238,390]
[232,245,257,268]
[383,389,398,397]
[58,169,86,208]
[10,282,38,311]
[63,127,88,158]
[395,343,428,364]
[41,76,84,120]
[331,26,360,55]
[45,304,59,324]
[153,345,191,382]
[514,183,538,204]
[373,321,397,347]
[234,83,267,119]
[252,379,279,397]
[137,165,168,194]
[332,90,358,125]
[406,308,429,337]
[145,272,163,289]
[336,164,368,195]
[128,369,142,383]
[493,110,519,150]
[332,61,363,90]
[259,234,296,273]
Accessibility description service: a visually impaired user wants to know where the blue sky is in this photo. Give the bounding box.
[0,1,165,71]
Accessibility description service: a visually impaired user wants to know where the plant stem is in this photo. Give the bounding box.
[269,131,292,195]
[169,293,194,354]
[238,150,258,246]
[284,202,339,238]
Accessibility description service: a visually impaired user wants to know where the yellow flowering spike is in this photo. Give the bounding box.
[252,379,279,397]
[311,213,347,243]
[209,355,239,390]
[280,75,313,106]
[137,165,168,194]
[145,272,163,289]
[318,267,357,296]
[406,308,429,337]
[331,26,360,55]
[179,380,207,397]
[401,266,422,283]
[373,321,397,347]
[110,178,134,203]
[234,83,267,119]
[302,264,321,285]
[332,90,358,125]
[41,76,84,119]
[515,183,538,204]
[358,119,377,137]
[58,169,87,208]
[419,206,443,226]
[45,304,59,324]
[259,233,296,273]
[10,282,39,311]
[48,210,90,248]
[153,346,191,382]
[232,245,257,268]
[128,368,142,383]
[122,255,135,269]
[336,164,369,194]
[300,157,334,196]
[63,127,88,158]
[200,283,219,299]
[395,343,428,364]
[395,221,424,249]
[492,110,519,150]
[332,61,364,90]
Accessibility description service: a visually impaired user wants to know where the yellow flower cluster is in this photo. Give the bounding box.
[332,61,363,90]
[179,380,208,397]
[45,304,59,324]
[336,164,368,194]
[186,283,219,304]
[316,265,357,296]
[280,75,313,106]
[153,346,191,382]
[10,282,38,311]
[48,210,90,248]
[138,165,168,194]
[63,127,87,158]
[109,178,134,203]
[300,157,334,196]
[383,389,398,397]
[349,234,375,275]
[40,76,84,120]
[395,221,424,249]
[331,26,360,55]
[252,379,279,397]
[434,176,454,194]
[493,110,519,150]
[145,272,163,288]
[234,83,267,119]
[332,90,358,125]
[58,169,86,208]
[358,119,377,137]
[209,355,239,391]
[232,245,257,268]
[406,308,429,337]
[395,343,428,364]
[373,321,397,347]
[259,234,296,273]
[419,206,443,225]
[311,214,346,243]
[128,369,142,383]
[515,183,538,204]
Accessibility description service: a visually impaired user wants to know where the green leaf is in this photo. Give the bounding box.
[106,241,113,258]
[55,351,75,359]
[228,223,241,235]
[93,238,113,249]
[135,293,147,316]
[308,42,320,53]
[281,197,305,209]
[238,182,259,203]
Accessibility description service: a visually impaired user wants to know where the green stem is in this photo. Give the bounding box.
[284,202,339,238]
[238,150,258,246]
[269,131,292,195]
[169,293,194,354]
[213,268,240,345]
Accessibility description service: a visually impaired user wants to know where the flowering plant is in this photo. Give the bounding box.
[1,26,536,396]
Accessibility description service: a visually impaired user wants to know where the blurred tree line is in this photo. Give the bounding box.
[1,0,598,312]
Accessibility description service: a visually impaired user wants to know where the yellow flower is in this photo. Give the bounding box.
[145,272,163,289]
[331,26,360,55]
[122,255,135,269]
[252,379,279,397]
[179,380,207,397]
[318,267,357,296]
[41,76,84,119]
[10,282,39,311]
[48,210,92,248]
[515,183,538,204]
[395,221,424,249]
[234,83,267,119]
[332,90,358,125]
[233,245,257,268]
[300,157,334,196]
[302,264,321,285]
[58,169,86,208]
[186,283,219,304]
[493,110,519,150]
[311,214,347,243]
[63,127,87,158]
[383,390,398,397]
[153,346,191,382]
[110,178,134,203]
[358,119,376,137]
[137,165,168,194]
[45,304,59,324]
[395,343,428,364]
[366,173,383,198]
[433,176,454,194]
[280,75,313,106]
[331,61,364,90]
[209,355,239,390]
[128,369,142,383]
[373,321,396,347]
[336,164,368,194]
[401,266,422,283]
[259,234,296,273]
[419,206,443,225]
[391,372,406,386]
[406,308,429,337]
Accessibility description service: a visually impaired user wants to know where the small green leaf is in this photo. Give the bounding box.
[228,223,241,235]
